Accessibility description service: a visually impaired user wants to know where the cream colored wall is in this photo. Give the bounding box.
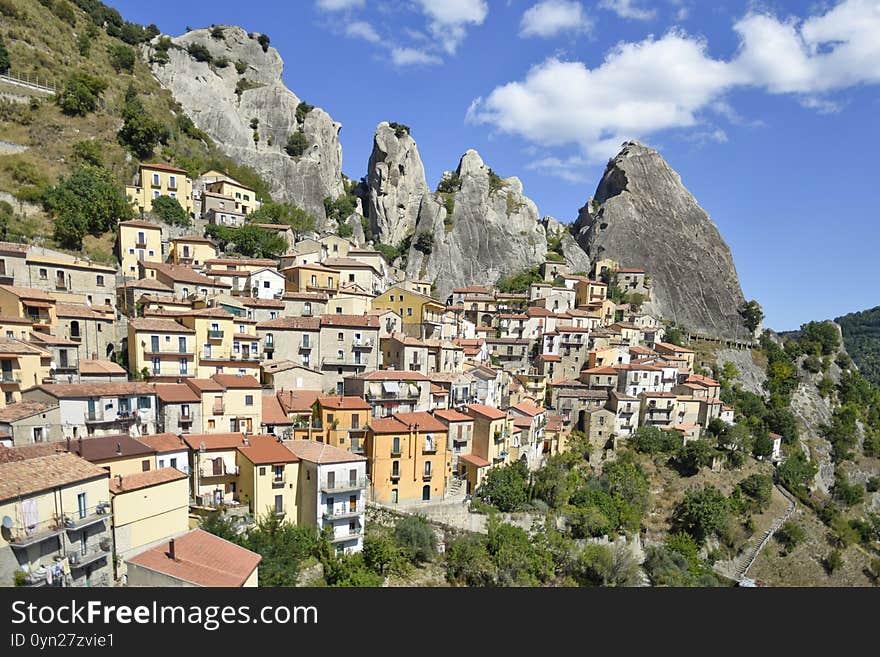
[96,455,155,478]
[0,353,49,408]
[326,294,372,315]
[128,327,195,379]
[171,242,217,266]
[127,168,194,215]
[119,226,162,278]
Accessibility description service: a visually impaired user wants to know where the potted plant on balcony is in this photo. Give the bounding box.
[13,570,28,587]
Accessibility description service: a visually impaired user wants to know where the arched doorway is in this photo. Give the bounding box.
[422,485,430,501]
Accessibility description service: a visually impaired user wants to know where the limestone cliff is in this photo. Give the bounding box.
[366,122,427,246]
[405,150,548,301]
[574,141,748,339]
[147,26,344,219]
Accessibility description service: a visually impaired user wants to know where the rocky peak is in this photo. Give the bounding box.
[366,122,427,246]
[148,26,344,219]
[574,140,749,339]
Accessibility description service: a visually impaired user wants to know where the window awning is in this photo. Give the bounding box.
[382,381,400,394]
[22,300,53,308]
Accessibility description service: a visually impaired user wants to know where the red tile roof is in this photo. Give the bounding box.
[433,409,472,423]
[137,433,187,454]
[466,404,507,421]
[212,374,261,389]
[318,396,370,411]
[0,453,108,501]
[182,432,247,451]
[393,412,448,433]
[459,453,490,468]
[237,434,299,465]
[284,440,366,464]
[262,394,292,426]
[277,390,321,414]
[156,383,201,403]
[512,401,545,417]
[126,529,261,587]
[110,466,187,494]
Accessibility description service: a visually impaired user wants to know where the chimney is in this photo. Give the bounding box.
[116,442,122,455]
[116,474,123,488]
[77,436,83,454]
[168,538,176,561]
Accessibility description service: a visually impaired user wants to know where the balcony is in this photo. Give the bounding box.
[0,273,13,285]
[0,371,21,384]
[200,464,239,479]
[323,503,365,520]
[299,341,313,351]
[208,330,224,340]
[212,402,225,415]
[135,240,147,249]
[321,477,368,493]
[8,518,63,549]
[272,477,286,489]
[390,473,400,482]
[321,357,367,368]
[352,338,374,350]
[64,508,111,533]
[390,448,402,457]
[329,529,362,543]
[422,443,437,454]
[422,471,433,481]
[68,547,110,570]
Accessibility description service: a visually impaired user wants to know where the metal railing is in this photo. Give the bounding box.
[323,503,365,519]
[208,330,224,339]
[0,72,57,94]
[321,477,368,492]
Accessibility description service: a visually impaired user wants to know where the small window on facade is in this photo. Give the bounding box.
[245,395,254,406]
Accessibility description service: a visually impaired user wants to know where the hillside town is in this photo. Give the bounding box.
[0,163,772,589]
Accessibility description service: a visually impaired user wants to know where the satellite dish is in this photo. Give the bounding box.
[2,516,13,529]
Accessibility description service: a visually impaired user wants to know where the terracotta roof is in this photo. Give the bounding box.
[172,235,217,245]
[237,434,299,465]
[262,394,292,426]
[78,359,127,376]
[241,298,285,308]
[256,316,320,330]
[119,219,162,230]
[466,404,507,421]
[212,374,261,389]
[318,396,370,411]
[71,434,156,462]
[368,416,408,434]
[459,453,490,468]
[513,416,533,429]
[182,432,247,451]
[512,401,545,417]
[53,303,112,320]
[122,278,174,292]
[282,292,329,301]
[185,378,224,393]
[126,529,261,587]
[0,400,58,422]
[319,314,379,329]
[545,414,563,432]
[0,241,29,255]
[140,162,188,174]
[433,409,472,423]
[110,466,187,494]
[137,433,187,454]
[452,286,492,294]
[540,354,562,362]
[33,382,158,398]
[0,284,55,300]
[0,442,69,463]
[285,440,366,464]
[128,318,193,334]
[277,390,321,414]
[617,268,645,274]
[430,384,448,396]
[0,453,108,502]
[656,342,694,353]
[205,258,277,268]
[156,383,201,403]
[29,331,77,346]
[142,263,230,287]
[583,366,618,375]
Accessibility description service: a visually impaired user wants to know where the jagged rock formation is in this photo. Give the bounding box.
[147,26,343,219]
[366,122,427,246]
[405,150,548,300]
[716,349,767,396]
[574,141,748,339]
[543,216,593,274]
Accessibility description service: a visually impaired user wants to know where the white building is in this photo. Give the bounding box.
[249,268,285,300]
[285,440,368,555]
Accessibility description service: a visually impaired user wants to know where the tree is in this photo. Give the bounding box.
[187,42,213,63]
[445,534,496,586]
[0,36,9,75]
[363,531,400,576]
[205,224,286,258]
[486,518,553,586]
[675,439,715,476]
[200,513,239,542]
[241,512,324,587]
[475,460,530,512]
[296,101,314,123]
[43,166,133,249]
[250,201,315,236]
[117,94,170,159]
[107,44,136,73]
[735,474,773,513]
[151,195,190,227]
[323,553,383,587]
[70,140,104,168]
[257,33,271,52]
[739,300,764,334]
[392,516,436,564]
[752,432,774,460]
[673,485,729,544]
[777,450,817,494]
[56,72,108,116]
[632,425,678,454]
[414,232,434,255]
[824,549,843,575]
[285,130,309,157]
[601,451,651,532]
[775,520,805,554]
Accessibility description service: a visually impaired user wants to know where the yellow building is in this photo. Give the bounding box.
[293,396,370,453]
[0,452,113,587]
[0,284,57,329]
[109,467,190,581]
[282,263,340,295]
[126,163,194,216]
[173,308,260,377]
[127,317,196,381]
[236,434,300,522]
[186,374,263,434]
[168,236,218,267]
[466,403,513,468]
[365,411,450,504]
[184,432,244,506]
[118,220,163,279]
[201,171,262,215]
[0,338,52,407]
[372,285,445,338]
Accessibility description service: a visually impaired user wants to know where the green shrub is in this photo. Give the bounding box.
[296,101,314,123]
[487,168,506,194]
[673,485,729,544]
[0,35,10,74]
[388,121,410,138]
[285,130,309,158]
[117,95,171,159]
[210,26,225,39]
[213,56,229,69]
[151,195,190,227]
[186,42,212,63]
[476,460,530,512]
[775,520,805,554]
[56,72,108,116]
[235,59,248,74]
[437,172,461,193]
[824,549,843,574]
[107,44,136,73]
[257,33,270,52]
[413,232,434,255]
[393,516,436,564]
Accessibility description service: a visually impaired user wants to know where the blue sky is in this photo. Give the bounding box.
[107,0,880,332]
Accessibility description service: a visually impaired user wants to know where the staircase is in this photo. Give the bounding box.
[446,477,465,501]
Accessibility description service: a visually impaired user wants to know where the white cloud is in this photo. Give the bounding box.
[346,21,381,43]
[316,0,365,11]
[391,47,443,67]
[470,1,880,162]
[520,1,594,38]
[598,0,656,21]
[415,0,488,54]
[526,155,592,183]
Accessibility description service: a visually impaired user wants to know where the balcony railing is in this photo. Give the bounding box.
[299,341,312,350]
[321,477,368,493]
[208,330,224,340]
[352,338,374,349]
[329,529,363,543]
[390,473,400,482]
[323,503,365,520]
[212,403,225,415]
[135,240,147,249]
[0,372,21,384]
[200,464,239,478]
[272,477,286,489]
[422,471,433,481]
[8,517,63,549]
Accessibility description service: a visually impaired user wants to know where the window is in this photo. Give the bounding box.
[263,281,270,288]
[179,358,188,375]
[96,275,105,286]
[170,457,177,470]
[348,274,355,282]
[274,495,283,515]
[337,350,344,360]
[39,268,47,280]
[141,459,151,472]
[137,396,151,410]
[337,332,344,341]
[407,307,413,317]
[273,465,283,482]
[33,427,45,443]
[153,190,160,199]
[77,492,87,519]
[392,436,400,455]
[181,404,190,419]
[245,395,254,406]
[269,312,277,320]
[424,461,432,476]
[391,461,400,478]
[152,173,160,186]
